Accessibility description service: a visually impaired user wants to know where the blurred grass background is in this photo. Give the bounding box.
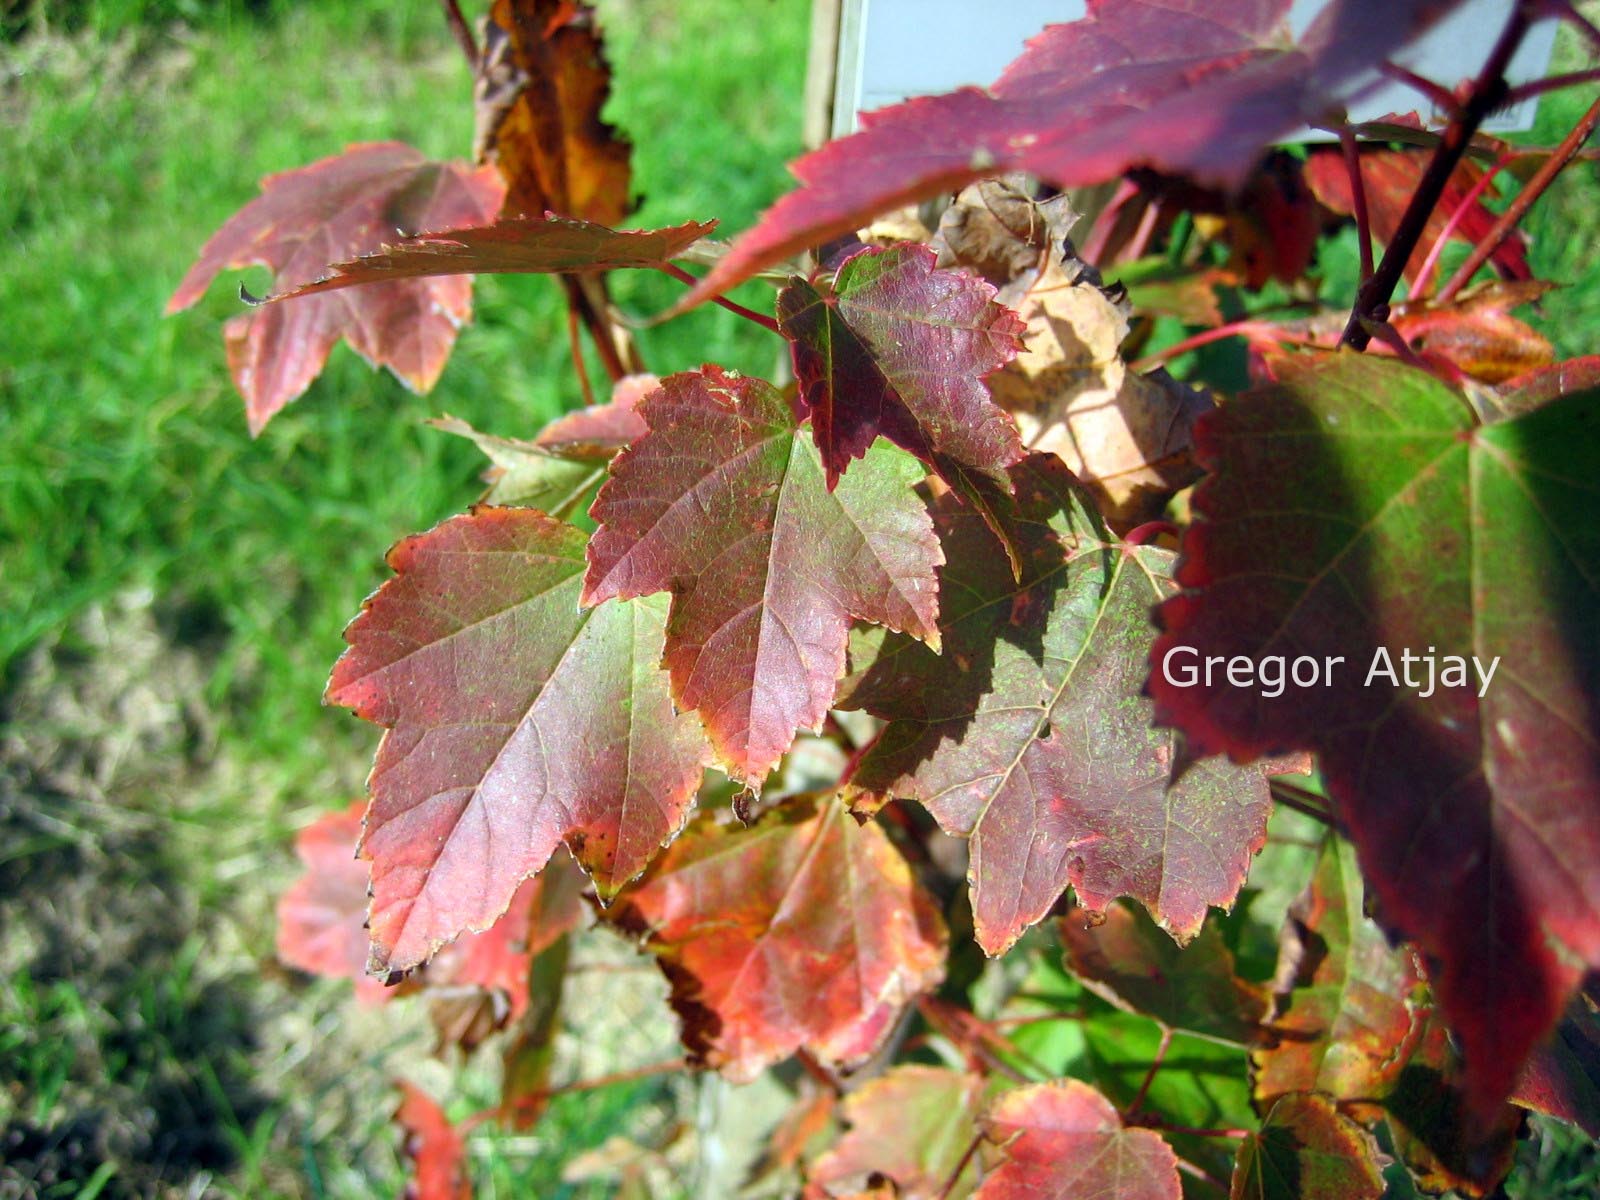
[1,0,1596,1196]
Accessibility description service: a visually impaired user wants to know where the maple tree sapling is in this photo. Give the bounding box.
[168,0,1600,1194]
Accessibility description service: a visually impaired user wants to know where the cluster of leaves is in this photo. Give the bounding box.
[170,0,1600,1195]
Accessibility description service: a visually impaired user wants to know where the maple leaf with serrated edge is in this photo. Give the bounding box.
[607,799,947,1082]
[395,1083,471,1200]
[976,1080,1180,1200]
[1060,901,1268,1046]
[1150,354,1600,1111]
[777,243,1024,490]
[806,1066,988,1199]
[841,455,1275,954]
[326,507,710,974]
[1230,1094,1384,1200]
[264,216,715,302]
[583,366,942,786]
[680,0,1469,308]
[168,142,504,432]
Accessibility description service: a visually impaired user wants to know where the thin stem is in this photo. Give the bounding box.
[439,0,480,70]
[1132,1116,1252,1140]
[1361,316,1433,372]
[1506,66,1600,103]
[1341,6,1530,348]
[566,304,596,407]
[1439,93,1600,303]
[1122,196,1164,265]
[656,262,783,334]
[1408,151,1516,299]
[936,1132,987,1200]
[1379,61,1463,117]
[1124,1026,1173,1121]
[1129,318,1287,373]
[1340,126,1376,283]
[561,275,631,383]
[1271,780,1339,828]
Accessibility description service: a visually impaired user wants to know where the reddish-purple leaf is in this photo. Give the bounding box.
[168,142,505,432]
[327,507,710,973]
[777,244,1024,489]
[807,1067,987,1199]
[395,1083,471,1200]
[683,0,1466,307]
[1150,354,1600,1110]
[1230,1094,1383,1200]
[267,216,716,302]
[976,1080,1181,1200]
[608,799,947,1082]
[583,367,943,786]
[1060,901,1269,1046]
[842,456,1275,954]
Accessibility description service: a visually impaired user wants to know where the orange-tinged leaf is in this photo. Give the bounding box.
[395,1082,471,1200]
[608,799,947,1082]
[327,507,710,973]
[1230,1094,1383,1200]
[168,142,504,432]
[583,367,943,786]
[807,1066,987,1199]
[478,0,632,224]
[1252,837,1428,1108]
[976,1080,1180,1200]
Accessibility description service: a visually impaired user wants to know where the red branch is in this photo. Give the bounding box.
[439,0,480,70]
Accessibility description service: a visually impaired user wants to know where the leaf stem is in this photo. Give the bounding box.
[439,0,480,70]
[1437,93,1600,303]
[1339,127,1375,282]
[1131,1115,1251,1139]
[567,304,597,406]
[1505,66,1600,102]
[1270,780,1339,828]
[935,1131,987,1200]
[1340,4,1530,348]
[1128,318,1287,372]
[1124,1025,1173,1121]
[656,263,783,334]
